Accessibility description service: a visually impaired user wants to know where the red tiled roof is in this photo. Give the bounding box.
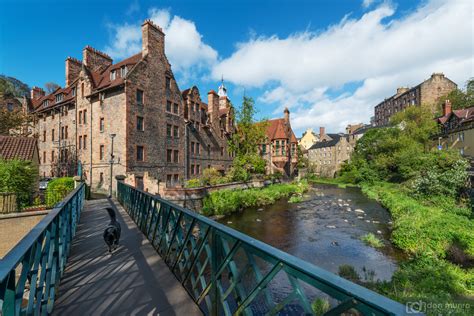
[0,136,37,161]
[436,106,474,124]
[265,118,297,142]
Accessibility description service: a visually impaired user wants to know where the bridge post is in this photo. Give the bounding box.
[115,175,126,198]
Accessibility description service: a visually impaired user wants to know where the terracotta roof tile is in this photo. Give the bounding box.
[0,136,37,161]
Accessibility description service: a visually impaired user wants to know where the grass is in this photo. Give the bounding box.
[202,180,309,216]
[361,233,384,248]
[311,298,330,315]
[288,195,303,203]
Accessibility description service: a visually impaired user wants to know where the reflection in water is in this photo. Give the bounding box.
[219,184,403,282]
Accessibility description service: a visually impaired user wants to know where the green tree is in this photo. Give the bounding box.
[437,77,474,112]
[228,96,268,180]
[0,159,38,206]
[0,108,30,135]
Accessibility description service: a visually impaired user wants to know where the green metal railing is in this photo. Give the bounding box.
[117,181,410,315]
[0,183,85,316]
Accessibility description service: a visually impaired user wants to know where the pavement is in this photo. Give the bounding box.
[53,198,202,316]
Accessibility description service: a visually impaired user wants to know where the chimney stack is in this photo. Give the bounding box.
[207,90,219,124]
[65,57,82,87]
[284,107,290,125]
[442,99,452,116]
[30,86,45,100]
[82,46,112,72]
[142,19,165,57]
[320,126,325,137]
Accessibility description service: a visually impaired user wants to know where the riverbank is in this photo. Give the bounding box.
[202,180,309,216]
[308,176,474,314]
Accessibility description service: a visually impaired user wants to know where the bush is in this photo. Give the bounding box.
[361,233,384,248]
[311,298,330,316]
[46,177,74,206]
[0,159,38,207]
[185,178,202,188]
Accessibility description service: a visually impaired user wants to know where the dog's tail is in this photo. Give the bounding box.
[106,207,117,222]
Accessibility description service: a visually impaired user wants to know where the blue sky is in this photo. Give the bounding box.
[1,0,473,135]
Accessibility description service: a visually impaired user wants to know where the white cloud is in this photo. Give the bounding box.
[212,0,474,133]
[104,8,217,81]
[362,0,376,8]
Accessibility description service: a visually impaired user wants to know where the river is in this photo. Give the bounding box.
[218,183,403,282]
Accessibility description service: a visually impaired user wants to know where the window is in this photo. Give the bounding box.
[72,87,76,97]
[43,100,49,107]
[99,172,104,184]
[79,136,82,149]
[167,149,172,162]
[79,110,82,124]
[83,110,87,124]
[166,101,172,112]
[55,94,63,103]
[208,144,211,155]
[43,131,46,142]
[52,129,55,141]
[166,174,172,187]
[173,174,179,184]
[166,77,171,91]
[191,142,195,154]
[61,126,65,140]
[191,164,194,175]
[135,176,144,190]
[173,150,179,163]
[262,144,267,154]
[221,147,224,156]
[196,143,200,155]
[196,165,200,175]
[110,70,116,81]
[83,135,87,149]
[137,89,144,105]
[100,145,105,160]
[137,116,144,131]
[43,151,46,164]
[81,83,84,98]
[137,146,144,161]
[100,117,104,132]
[65,126,68,139]
[173,126,179,138]
[121,66,128,77]
[167,124,172,137]
[51,151,55,162]
[173,103,179,114]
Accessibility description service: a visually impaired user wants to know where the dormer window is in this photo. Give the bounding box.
[55,94,63,103]
[110,70,116,81]
[43,100,49,107]
[120,66,128,77]
[72,87,76,97]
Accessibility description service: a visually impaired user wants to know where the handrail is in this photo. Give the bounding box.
[117,181,414,315]
[0,183,85,316]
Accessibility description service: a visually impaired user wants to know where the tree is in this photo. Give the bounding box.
[0,75,30,97]
[44,82,61,94]
[437,78,474,112]
[0,159,38,206]
[228,96,268,180]
[0,108,30,135]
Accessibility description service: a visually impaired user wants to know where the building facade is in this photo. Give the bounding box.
[435,100,474,157]
[27,20,235,194]
[298,128,319,150]
[374,73,457,126]
[260,108,298,177]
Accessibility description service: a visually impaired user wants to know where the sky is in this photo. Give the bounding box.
[1,0,473,135]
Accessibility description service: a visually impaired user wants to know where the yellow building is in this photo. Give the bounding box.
[298,128,319,150]
[435,100,474,157]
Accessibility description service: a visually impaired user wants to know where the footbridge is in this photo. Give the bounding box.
[0,181,413,315]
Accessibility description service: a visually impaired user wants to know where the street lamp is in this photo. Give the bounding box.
[109,133,116,197]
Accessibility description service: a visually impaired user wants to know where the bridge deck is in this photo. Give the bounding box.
[53,198,202,316]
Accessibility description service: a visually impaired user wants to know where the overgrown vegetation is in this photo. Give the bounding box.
[361,233,384,248]
[45,177,74,207]
[309,106,473,314]
[0,159,38,207]
[202,180,309,216]
[437,78,474,113]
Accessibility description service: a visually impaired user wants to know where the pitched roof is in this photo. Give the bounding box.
[309,134,346,150]
[264,118,298,142]
[0,136,37,161]
[436,106,474,124]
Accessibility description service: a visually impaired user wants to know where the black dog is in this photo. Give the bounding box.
[103,207,121,253]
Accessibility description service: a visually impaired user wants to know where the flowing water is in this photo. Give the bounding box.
[218,183,404,282]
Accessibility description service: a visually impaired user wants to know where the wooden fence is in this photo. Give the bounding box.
[0,193,17,214]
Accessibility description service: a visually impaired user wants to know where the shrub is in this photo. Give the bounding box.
[0,159,38,207]
[46,177,74,206]
[311,298,330,316]
[288,195,302,203]
[361,233,384,248]
[185,178,202,188]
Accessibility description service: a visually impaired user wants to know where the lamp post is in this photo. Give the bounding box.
[109,133,116,197]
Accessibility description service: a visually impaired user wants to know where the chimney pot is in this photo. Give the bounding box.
[320,127,325,137]
[442,99,452,116]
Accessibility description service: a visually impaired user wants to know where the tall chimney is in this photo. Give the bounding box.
[284,107,290,124]
[30,86,45,100]
[320,126,325,137]
[207,90,219,124]
[442,99,452,116]
[142,19,165,57]
[82,46,112,72]
[65,57,82,87]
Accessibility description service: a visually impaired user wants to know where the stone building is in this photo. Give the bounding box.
[374,73,457,126]
[435,100,474,157]
[27,20,235,194]
[298,128,319,150]
[181,82,235,179]
[260,108,298,177]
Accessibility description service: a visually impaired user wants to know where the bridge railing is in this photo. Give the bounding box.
[0,183,85,316]
[117,181,410,315]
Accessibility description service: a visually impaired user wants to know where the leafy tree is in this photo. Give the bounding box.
[296,145,308,169]
[228,96,268,180]
[437,77,474,112]
[0,159,38,206]
[44,82,61,94]
[0,75,30,97]
[0,108,30,135]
